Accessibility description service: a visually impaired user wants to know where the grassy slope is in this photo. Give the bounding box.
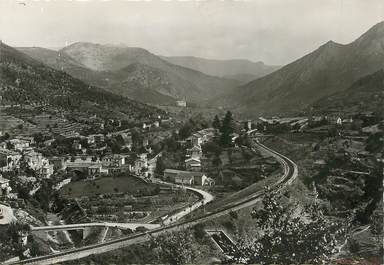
[60,176,156,198]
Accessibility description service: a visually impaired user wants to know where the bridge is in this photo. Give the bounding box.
[31,222,160,232]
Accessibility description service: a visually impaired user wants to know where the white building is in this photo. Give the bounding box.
[0,148,21,171]
[176,100,187,107]
[0,176,12,197]
[185,157,201,172]
[9,139,29,151]
[163,169,213,186]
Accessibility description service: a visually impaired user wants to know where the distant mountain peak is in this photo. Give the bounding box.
[353,20,384,44]
[318,40,343,50]
[217,21,384,117]
[62,42,148,52]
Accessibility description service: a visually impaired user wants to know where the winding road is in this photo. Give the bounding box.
[8,137,298,265]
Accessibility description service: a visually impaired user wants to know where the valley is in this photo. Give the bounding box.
[0,4,383,265]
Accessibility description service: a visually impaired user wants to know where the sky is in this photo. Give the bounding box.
[0,0,383,65]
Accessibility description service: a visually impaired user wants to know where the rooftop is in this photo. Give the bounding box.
[0,176,10,184]
[164,169,206,177]
[0,148,19,156]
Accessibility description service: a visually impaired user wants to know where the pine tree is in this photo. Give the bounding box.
[212,115,221,129]
[220,111,234,147]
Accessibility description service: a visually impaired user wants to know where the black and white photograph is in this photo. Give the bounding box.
[0,0,383,264]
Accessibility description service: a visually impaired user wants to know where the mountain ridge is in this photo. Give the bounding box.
[19,42,240,104]
[1,42,162,120]
[217,21,384,117]
[160,55,280,83]
[311,68,384,115]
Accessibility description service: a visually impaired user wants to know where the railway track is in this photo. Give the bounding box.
[8,140,298,265]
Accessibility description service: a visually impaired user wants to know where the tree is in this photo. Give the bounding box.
[155,157,166,176]
[150,230,198,265]
[212,115,221,129]
[179,122,193,139]
[6,141,14,150]
[6,221,31,258]
[33,132,44,146]
[212,154,222,167]
[229,188,347,264]
[229,210,238,220]
[201,141,222,155]
[0,132,10,142]
[220,111,235,147]
[193,223,206,240]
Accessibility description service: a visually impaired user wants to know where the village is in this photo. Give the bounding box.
[0,104,382,264]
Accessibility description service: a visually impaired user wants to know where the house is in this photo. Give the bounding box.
[161,118,172,126]
[245,120,252,131]
[342,117,354,124]
[9,139,29,151]
[362,124,382,134]
[193,172,215,186]
[23,150,47,171]
[185,157,201,171]
[143,123,152,129]
[41,163,54,178]
[66,162,105,176]
[336,117,343,125]
[0,148,22,171]
[186,145,202,159]
[187,134,202,146]
[175,174,194,185]
[88,164,102,175]
[43,139,55,147]
[186,128,217,147]
[231,133,239,143]
[15,136,35,145]
[163,169,212,186]
[176,100,187,107]
[87,134,105,144]
[18,175,37,184]
[142,137,149,147]
[121,133,133,150]
[139,153,148,161]
[0,176,11,197]
[314,159,326,168]
[153,121,160,128]
[72,141,82,150]
[60,131,80,139]
[48,156,67,171]
[0,142,6,149]
[102,154,126,167]
[133,159,147,175]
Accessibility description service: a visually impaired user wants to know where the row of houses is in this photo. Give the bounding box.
[0,148,54,178]
[0,135,153,179]
[186,128,216,147]
[49,152,150,178]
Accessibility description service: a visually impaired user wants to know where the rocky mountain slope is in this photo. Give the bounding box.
[311,69,384,115]
[0,42,162,119]
[218,21,384,117]
[160,56,280,84]
[59,42,239,104]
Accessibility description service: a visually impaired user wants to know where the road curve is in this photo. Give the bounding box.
[153,179,214,225]
[9,139,298,265]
